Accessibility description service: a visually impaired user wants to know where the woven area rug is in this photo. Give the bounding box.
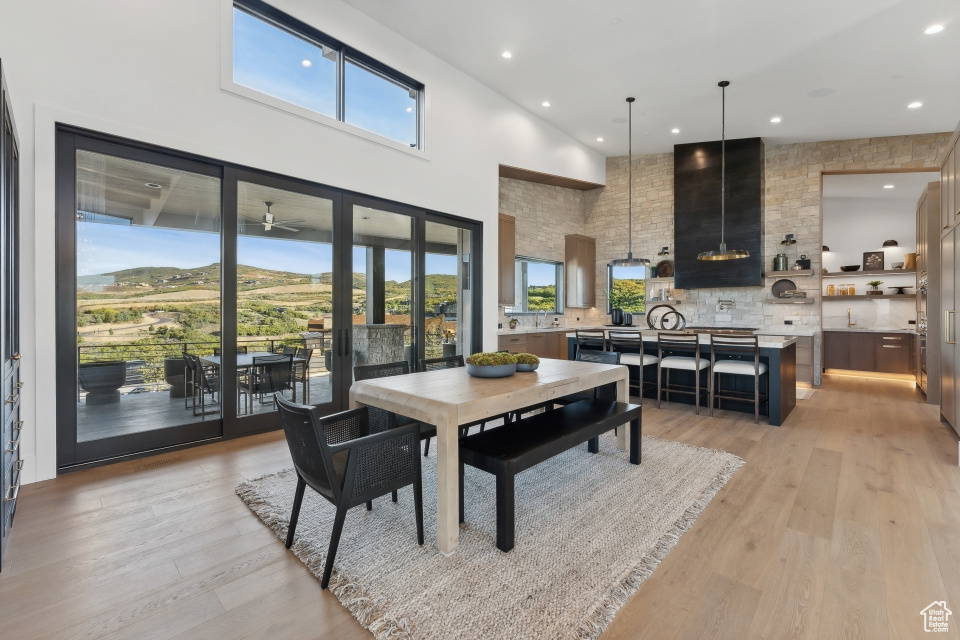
[237,433,743,640]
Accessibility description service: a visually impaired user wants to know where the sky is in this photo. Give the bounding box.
[78,223,454,281]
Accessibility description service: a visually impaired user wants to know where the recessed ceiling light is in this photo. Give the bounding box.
[610,18,621,25]
[501,51,512,59]
[405,107,412,112]
[301,59,312,68]
[908,101,923,109]
[770,116,782,123]
[883,184,895,189]
[671,128,680,134]
[596,137,603,142]
[925,24,944,35]
[542,101,550,107]
[144,183,162,189]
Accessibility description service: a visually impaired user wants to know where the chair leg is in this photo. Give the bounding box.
[392,490,398,502]
[755,371,760,425]
[694,368,700,415]
[657,366,663,409]
[366,500,372,511]
[423,436,431,458]
[285,475,306,549]
[414,475,424,545]
[709,370,715,417]
[321,505,348,589]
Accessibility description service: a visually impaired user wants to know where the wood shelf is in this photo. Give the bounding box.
[766,298,815,304]
[765,270,815,277]
[822,269,915,278]
[823,294,916,301]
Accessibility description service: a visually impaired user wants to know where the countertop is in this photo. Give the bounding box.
[822,328,918,334]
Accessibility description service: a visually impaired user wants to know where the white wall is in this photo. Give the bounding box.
[0,0,606,482]
[822,197,917,271]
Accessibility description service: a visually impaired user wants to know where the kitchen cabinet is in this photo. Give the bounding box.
[823,331,916,373]
[764,335,813,384]
[498,214,515,305]
[941,225,956,429]
[498,331,567,359]
[917,182,941,403]
[564,234,596,308]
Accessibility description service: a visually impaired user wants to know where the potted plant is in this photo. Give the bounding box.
[867,280,883,296]
[465,351,517,378]
[508,316,518,330]
[514,353,540,372]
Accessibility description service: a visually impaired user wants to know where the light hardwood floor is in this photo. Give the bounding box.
[2,374,958,639]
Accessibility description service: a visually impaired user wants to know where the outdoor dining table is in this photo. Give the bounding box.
[200,352,307,413]
[349,357,630,554]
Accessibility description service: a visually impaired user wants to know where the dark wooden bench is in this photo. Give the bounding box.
[458,398,642,552]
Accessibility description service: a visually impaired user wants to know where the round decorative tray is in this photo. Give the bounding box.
[516,363,539,372]
[466,363,517,378]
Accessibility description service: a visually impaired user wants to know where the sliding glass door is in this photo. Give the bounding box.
[57,135,224,467]
[56,128,482,470]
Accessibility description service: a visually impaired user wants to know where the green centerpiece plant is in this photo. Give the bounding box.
[466,352,517,366]
[867,280,883,295]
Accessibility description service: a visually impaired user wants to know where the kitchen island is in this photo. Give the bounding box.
[551,329,798,426]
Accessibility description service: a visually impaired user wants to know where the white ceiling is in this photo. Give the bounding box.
[341,0,959,157]
[822,171,939,200]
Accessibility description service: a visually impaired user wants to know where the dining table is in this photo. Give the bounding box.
[349,357,630,554]
[200,352,307,414]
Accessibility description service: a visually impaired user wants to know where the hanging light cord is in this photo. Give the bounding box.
[627,97,634,258]
[720,83,726,247]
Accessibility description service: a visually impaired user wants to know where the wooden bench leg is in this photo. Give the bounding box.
[496,472,515,552]
[587,436,599,453]
[630,414,642,464]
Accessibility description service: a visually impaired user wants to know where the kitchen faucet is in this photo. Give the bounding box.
[847,308,856,328]
[536,309,546,328]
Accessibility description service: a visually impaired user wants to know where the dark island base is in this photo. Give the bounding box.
[568,337,796,426]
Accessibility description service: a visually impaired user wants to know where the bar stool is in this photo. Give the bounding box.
[709,334,768,424]
[656,332,709,413]
[574,329,606,357]
[608,330,659,399]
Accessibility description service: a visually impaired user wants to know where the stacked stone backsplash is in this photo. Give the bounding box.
[500,132,953,381]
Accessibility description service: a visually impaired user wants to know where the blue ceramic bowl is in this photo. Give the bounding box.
[465,363,517,378]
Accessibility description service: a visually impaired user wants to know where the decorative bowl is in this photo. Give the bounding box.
[840,265,861,272]
[516,363,539,372]
[892,262,904,269]
[466,363,516,378]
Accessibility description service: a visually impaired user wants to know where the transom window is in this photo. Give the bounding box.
[231,0,423,149]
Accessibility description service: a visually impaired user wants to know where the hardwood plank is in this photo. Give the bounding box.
[818,519,887,640]
[745,528,831,640]
[98,591,226,640]
[672,573,762,640]
[600,574,692,640]
[786,447,843,540]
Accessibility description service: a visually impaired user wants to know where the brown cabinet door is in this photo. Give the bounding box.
[527,333,545,357]
[565,235,596,308]
[497,334,526,354]
[944,147,956,234]
[498,214,516,305]
[875,334,910,373]
[823,331,848,369]
[848,333,876,371]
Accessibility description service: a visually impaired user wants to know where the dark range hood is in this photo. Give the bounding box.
[673,137,764,289]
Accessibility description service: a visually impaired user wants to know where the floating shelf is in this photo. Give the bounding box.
[765,269,815,277]
[823,294,916,301]
[766,298,815,304]
[646,277,675,283]
[822,269,915,278]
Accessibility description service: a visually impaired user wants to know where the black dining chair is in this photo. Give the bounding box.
[240,354,294,411]
[354,361,437,457]
[275,395,423,589]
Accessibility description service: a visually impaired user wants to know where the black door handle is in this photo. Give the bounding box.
[337,330,342,357]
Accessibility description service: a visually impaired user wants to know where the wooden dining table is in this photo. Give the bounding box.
[349,357,630,554]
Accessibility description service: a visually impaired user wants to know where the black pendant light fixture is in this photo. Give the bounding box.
[697,81,750,261]
[609,97,650,269]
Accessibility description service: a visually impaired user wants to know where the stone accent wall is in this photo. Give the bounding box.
[499,133,953,381]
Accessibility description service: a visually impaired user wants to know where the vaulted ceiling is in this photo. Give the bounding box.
[341,0,959,156]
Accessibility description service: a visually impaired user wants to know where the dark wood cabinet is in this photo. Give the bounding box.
[823,331,914,374]
[848,333,875,371]
[498,331,566,359]
[564,234,596,308]
[498,214,515,305]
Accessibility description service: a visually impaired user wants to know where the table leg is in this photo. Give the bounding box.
[616,373,629,451]
[435,408,460,555]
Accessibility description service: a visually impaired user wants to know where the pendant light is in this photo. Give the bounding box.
[609,97,650,269]
[697,81,750,261]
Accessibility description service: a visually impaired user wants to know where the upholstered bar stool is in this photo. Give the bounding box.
[709,334,768,424]
[656,332,709,413]
[608,330,659,399]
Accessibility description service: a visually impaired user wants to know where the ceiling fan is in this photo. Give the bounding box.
[241,201,307,233]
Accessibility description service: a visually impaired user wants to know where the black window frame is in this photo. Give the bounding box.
[233,0,424,149]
